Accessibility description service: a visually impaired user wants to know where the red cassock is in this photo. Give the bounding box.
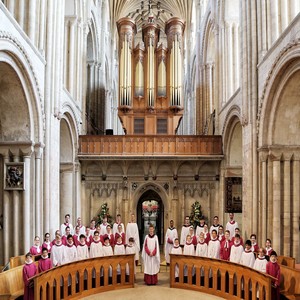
[266,261,281,300]
[23,262,37,300]
[38,258,52,273]
[220,239,232,261]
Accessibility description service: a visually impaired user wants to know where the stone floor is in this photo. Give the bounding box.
[83,270,224,300]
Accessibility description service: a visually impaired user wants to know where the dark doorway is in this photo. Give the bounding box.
[137,190,164,249]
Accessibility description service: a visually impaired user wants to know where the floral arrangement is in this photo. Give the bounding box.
[97,202,113,225]
[189,201,206,228]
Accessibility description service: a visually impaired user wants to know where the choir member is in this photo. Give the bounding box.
[114,224,126,245]
[231,228,243,245]
[170,238,182,281]
[73,226,81,247]
[63,235,78,264]
[203,224,211,244]
[114,235,125,255]
[85,227,93,248]
[100,215,109,235]
[195,216,206,237]
[38,248,52,273]
[218,225,225,243]
[265,239,273,258]
[225,213,238,239]
[101,224,114,246]
[207,229,220,259]
[90,231,103,258]
[113,214,125,234]
[266,251,281,300]
[240,240,255,268]
[126,213,140,265]
[60,214,74,236]
[29,236,42,255]
[125,237,137,275]
[164,220,178,265]
[196,232,208,257]
[51,234,65,267]
[42,233,52,253]
[23,252,37,300]
[76,217,86,235]
[220,230,232,261]
[230,234,244,264]
[209,216,220,235]
[77,234,89,260]
[102,236,114,256]
[52,230,61,244]
[62,226,71,245]
[253,248,268,273]
[180,216,191,246]
[189,226,197,246]
[183,234,195,255]
[250,234,259,253]
[142,224,160,285]
[89,219,96,236]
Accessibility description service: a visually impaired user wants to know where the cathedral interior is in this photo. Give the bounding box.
[0,0,300,266]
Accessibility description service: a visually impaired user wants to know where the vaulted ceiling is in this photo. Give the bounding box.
[110,0,193,31]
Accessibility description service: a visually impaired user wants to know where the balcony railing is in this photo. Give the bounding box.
[78,135,223,157]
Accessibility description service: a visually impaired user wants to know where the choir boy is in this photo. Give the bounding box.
[164,220,178,265]
[207,229,220,259]
[77,234,89,260]
[229,234,244,263]
[62,226,71,245]
[60,214,74,236]
[73,226,81,246]
[171,238,182,281]
[90,231,103,258]
[189,226,197,246]
[231,228,243,245]
[114,224,126,245]
[52,230,61,244]
[51,234,65,267]
[89,219,96,236]
[196,232,208,257]
[253,248,268,273]
[85,227,93,248]
[125,237,137,276]
[102,236,114,256]
[183,235,195,256]
[38,248,52,273]
[142,224,160,285]
[266,251,281,300]
[30,236,42,255]
[100,215,109,235]
[114,235,126,255]
[240,240,255,268]
[113,214,125,234]
[23,252,37,300]
[42,233,52,253]
[63,235,78,264]
[203,224,211,243]
[250,234,259,253]
[220,230,232,261]
[265,239,273,258]
[218,225,225,243]
[101,224,114,246]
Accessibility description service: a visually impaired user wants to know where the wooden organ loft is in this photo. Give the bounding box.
[78,15,222,158]
[117,16,185,135]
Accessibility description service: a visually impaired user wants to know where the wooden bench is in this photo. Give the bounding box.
[280,265,300,300]
[0,265,24,300]
[278,255,296,268]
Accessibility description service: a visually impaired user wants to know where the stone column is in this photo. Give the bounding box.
[280,0,289,31]
[12,152,20,256]
[60,163,74,221]
[292,155,300,261]
[271,153,281,253]
[38,0,46,54]
[227,23,233,98]
[35,146,43,237]
[290,0,300,20]
[28,0,37,45]
[283,153,291,256]
[7,0,15,16]
[17,0,25,29]
[2,154,11,263]
[270,1,279,44]
[23,154,32,253]
[266,0,272,48]
[68,18,76,96]
[260,151,268,245]
[74,162,81,219]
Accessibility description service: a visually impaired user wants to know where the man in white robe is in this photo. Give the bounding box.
[113,214,125,234]
[180,216,191,246]
[60,214,74,236]
[164,220,178,264]
[126,213,140,265]
[226,212,238,239]
[142,224,160,285]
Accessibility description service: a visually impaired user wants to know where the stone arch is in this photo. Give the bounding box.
[258,46,300,146]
